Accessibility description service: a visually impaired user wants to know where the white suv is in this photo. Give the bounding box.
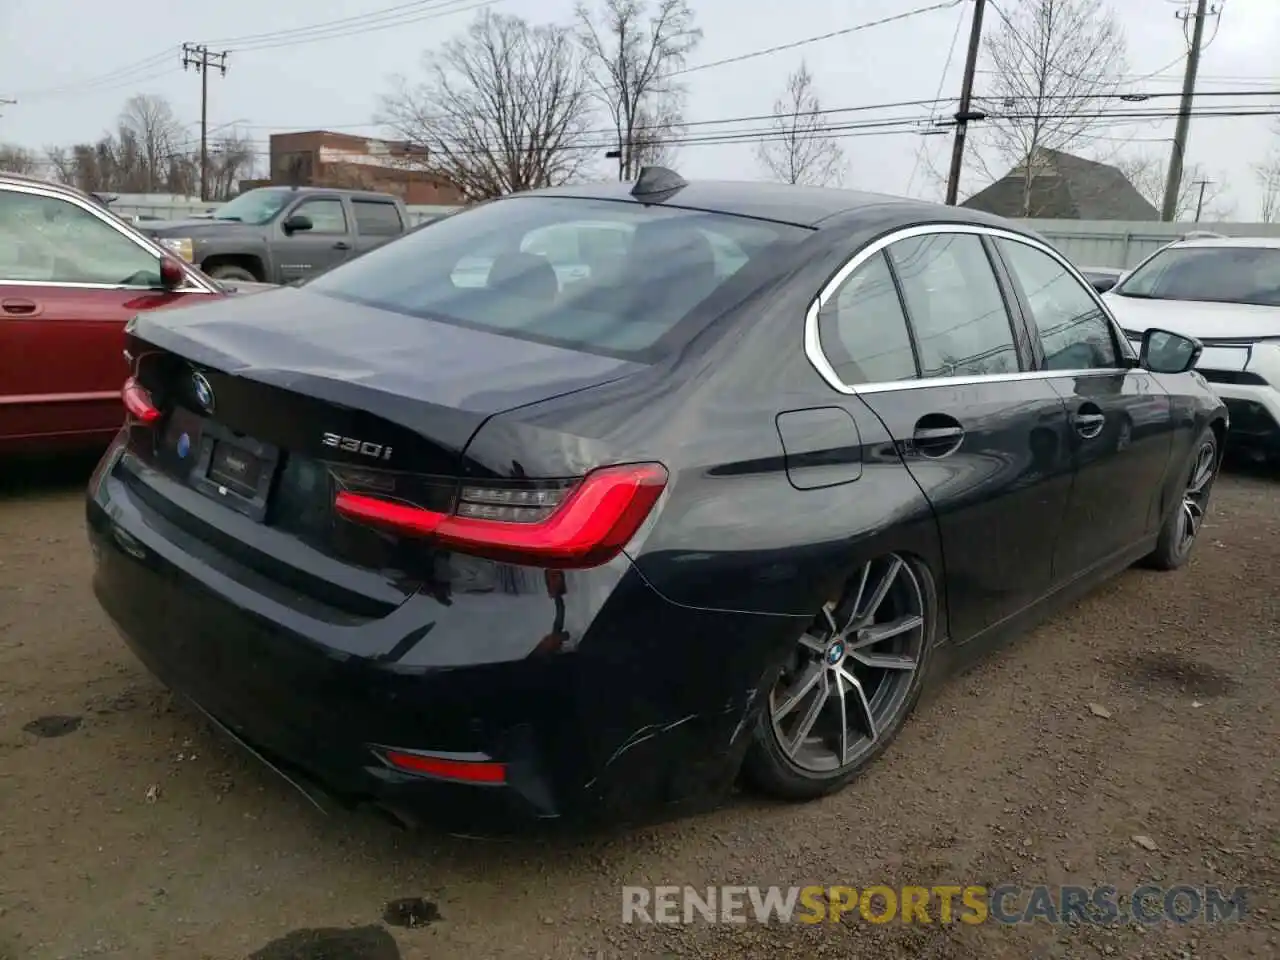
[1103,236,1280,462]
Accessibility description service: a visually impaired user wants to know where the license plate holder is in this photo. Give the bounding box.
[191,422,279,522]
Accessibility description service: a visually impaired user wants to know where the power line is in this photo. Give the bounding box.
[667,0,965,78]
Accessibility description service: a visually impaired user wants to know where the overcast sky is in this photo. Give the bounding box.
[3,0,1278,216]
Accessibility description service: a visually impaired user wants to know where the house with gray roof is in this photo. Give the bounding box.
[961,147,1158,220]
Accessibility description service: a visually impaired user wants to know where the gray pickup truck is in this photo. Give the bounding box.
[136,185,411,284]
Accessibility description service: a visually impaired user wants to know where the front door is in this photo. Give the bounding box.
[277,196,354,282]
[0,185,206,446]
[990,237,1176,579]
[814,229,1076,645]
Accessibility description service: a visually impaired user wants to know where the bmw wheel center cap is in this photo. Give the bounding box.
[825,641,846,666]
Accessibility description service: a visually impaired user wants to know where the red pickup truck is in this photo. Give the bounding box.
[0,174,230,455]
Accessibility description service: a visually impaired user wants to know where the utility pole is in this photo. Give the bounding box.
[181,44,229,202]
[946,0,988,206]
[1161,0,1213,222]
[1193,178,1213,221]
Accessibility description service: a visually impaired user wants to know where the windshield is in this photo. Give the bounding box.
[212,188,292,224]
[1114,246,1280,307]
[304,196,811,360]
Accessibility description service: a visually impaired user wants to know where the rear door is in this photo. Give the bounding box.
[277,195,354,282]
[814,226,1075,644]
[350,197,405,256]
[0,183,213,445]
[991,236,1175,578]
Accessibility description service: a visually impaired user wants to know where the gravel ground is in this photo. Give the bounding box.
[0,454,1276,960]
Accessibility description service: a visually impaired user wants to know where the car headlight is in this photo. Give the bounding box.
[158,237,194,262]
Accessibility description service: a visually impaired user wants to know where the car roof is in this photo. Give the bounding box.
[1168,236,1280,250]
[0,172,93,201]
[518,178,1023,231]
[247,184,398,202]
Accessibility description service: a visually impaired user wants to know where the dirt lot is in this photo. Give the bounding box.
[0,455,1276,960]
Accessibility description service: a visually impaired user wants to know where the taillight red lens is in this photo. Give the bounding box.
[380,750,507,784]
[122,376,160,423]
[334,462,668,568]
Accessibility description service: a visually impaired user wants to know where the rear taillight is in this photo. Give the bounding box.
[378,749,507,785]
[334,462,668,569]
[122,376,160,423]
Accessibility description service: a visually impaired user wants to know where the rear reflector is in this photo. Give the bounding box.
[334,462,668,568]
[381,750,507,784]
[122,376,160,423]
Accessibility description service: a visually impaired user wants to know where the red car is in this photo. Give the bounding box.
[0,174,226,454]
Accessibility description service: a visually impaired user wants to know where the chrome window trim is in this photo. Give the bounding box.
[804,221,1137,395]
[0,180,220,294]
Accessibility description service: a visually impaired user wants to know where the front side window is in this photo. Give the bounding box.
[305,196,810,360]
[996,239,1119,370]
[0,189,161,287]
[213,188,292,225]
[291,199,347,235]
[817,251,917,385]
[887,233,1021,378]
[1113,245,1280,307]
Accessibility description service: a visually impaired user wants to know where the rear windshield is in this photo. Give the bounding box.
[304,196,811,360]
[1114,245,1280,307]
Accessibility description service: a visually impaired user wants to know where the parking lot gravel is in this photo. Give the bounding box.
[0,455,1276,960]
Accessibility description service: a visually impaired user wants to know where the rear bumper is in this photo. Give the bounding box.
[87,442,793,830]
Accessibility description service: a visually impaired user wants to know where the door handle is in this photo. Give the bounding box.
[912,414,965,458]
[1,297,40,317]
[1073,404,1106,439]
[332,241,352,250]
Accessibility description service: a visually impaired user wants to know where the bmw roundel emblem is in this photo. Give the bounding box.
[192,372,215,414]
[176,432,191,459]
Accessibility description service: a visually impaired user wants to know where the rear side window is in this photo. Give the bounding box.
[887,233,1021,378]
[352,200,403,237]
[995,239,1119,370]
[817,251,918,385]
[305,196,811,360]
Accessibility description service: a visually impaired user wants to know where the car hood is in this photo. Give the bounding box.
[1104,294,1280,341]
[126,286,645,422]
[138,218,254,236]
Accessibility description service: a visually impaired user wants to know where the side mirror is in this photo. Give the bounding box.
[1090,275,1118,294]
[159,257,187,290]
[1139,328,1202,374]
[282,213,313,235]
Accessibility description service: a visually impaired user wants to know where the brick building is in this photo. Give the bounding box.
[252,130,464,206]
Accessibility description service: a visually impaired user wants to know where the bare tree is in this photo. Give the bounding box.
[976,0,1128,216]
[754,60,847,187]
[203,134,258,200]
[0,144,38,175]
[380,11,593,201]
[1114,154,1233,221]
[1256,148,1280,223]
[575,0,701,180]
[44,146,75,184]
[119,94,185,192]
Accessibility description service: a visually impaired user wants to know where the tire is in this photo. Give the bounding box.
[206,264,258,283]
[742,553,937,802]
[1143,426,1219,571]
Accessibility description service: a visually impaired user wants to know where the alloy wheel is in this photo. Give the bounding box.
[1177,438,1217,552]
[768,554,927,775]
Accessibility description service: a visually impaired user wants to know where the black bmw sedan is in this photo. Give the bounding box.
[88,168,1226,830]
